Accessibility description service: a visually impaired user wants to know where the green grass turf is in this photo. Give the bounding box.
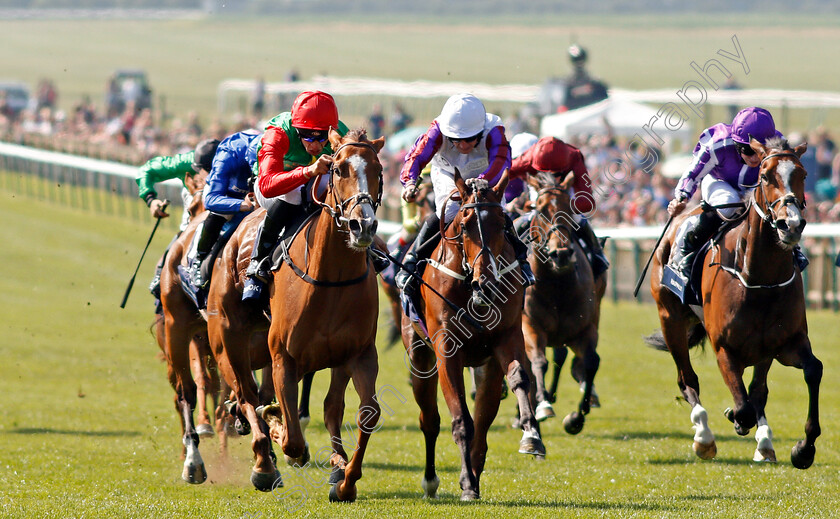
[1,15,840,132]
[1,185,840,518]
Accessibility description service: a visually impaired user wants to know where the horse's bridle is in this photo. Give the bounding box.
[310,141,383,230]
[751,151,806,231]
[529,187,575,250]
[438,188,505,282]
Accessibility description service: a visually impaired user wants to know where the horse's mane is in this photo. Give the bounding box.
[764,136,790,151]
[343,128,369,142]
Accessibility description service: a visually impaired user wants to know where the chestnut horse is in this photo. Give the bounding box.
[521,172,606,434]
[401,172,545,501]
[206,129,385,501]
[646,137,822,468]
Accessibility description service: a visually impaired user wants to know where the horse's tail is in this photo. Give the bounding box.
[150,314,167,361]
[643,323,707,352]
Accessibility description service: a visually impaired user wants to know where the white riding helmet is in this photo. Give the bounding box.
[510,132,539,159]
[437,93,486,139]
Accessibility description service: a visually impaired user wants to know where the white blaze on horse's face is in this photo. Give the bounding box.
[774,159,805,246]
[345,154,378,247]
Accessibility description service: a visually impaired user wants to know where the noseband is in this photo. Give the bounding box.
[311,141,383,230]
[752,152,806,230]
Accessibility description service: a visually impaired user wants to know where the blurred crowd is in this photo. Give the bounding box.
[1,77,838,227]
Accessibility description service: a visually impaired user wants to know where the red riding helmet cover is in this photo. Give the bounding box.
[291,91,339,131]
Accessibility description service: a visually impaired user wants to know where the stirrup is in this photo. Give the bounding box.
[246,257,272,283]
[189,258,205,289]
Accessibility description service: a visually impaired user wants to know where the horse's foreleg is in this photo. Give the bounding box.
[331,344,380,503]
[437,354,479,500]
[522,320,554,422]
[270,350,305,463]
[563,332,600,435]
[496,329,545,460]
[548,346,568,404]
[716,347,755,435]
[404,331,441,497]
[777,338,822,469]
[471,361,505,486]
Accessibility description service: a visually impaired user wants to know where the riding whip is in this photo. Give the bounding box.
[120,200,169,309]
[633,215,673,298]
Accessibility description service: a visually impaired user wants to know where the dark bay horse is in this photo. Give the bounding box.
[207,128,386,501]
[521,172,605,434]
[646,137,821,468]
[401,171,545,501]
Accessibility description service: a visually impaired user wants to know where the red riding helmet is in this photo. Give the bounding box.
[291,91,339,131]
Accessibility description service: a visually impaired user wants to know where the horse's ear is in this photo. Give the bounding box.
[454,168,469,199]
[371,136,385,153]
[492,169,509,200]
[794,142,808,158]
[560,171,575,190]
[328,128,342,149]
[749,137,766,159]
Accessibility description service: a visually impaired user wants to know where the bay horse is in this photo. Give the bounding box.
[646,137,821,468]
[521,172,605,434]
[401,171,545,501]
[206,128,385,501]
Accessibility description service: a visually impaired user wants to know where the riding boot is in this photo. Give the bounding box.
[242,201,301,302]
[513,210,535,241]
[505,214,536,286]
[668,210,722,281]
[189,213,226,289]
[395,213,441,296]
[577,218,610,276]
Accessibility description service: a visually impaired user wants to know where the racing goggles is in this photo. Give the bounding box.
[298,129,329,142]
[449,131,483,144]
[735,142,756,157]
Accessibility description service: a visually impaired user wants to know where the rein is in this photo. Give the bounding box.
[281,140,381,287]
[713,151,804,290]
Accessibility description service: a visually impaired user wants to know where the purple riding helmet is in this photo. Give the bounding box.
[731,107,776,145]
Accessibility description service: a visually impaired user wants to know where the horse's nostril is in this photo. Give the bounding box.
[776,220,789,232]
[371,220,378,234]
[348,219,362,234]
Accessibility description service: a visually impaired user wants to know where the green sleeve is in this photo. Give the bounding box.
[135,151,195,204]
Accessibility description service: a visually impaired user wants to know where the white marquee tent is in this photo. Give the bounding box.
[539,98,694,144]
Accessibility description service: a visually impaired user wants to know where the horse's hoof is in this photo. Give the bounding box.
[460,489,480,501]
[519,436,546,457]
[589,393,601,408]
[329,467,346,486]
[182,462,207,485]
[250,469,282,492]
[753,448,777,463]
[734,423,751,436]
[535,401,556,422]
[284,441,310,467]
[791,440,815,470]
[724,407,735,423]
[693,440,717,460]
[196,423,215,438]
[563,412,585,435]
[234,417,251,436]
[329,479,356,503]
[422,475,440,498]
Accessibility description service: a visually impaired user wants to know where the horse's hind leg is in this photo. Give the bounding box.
[777,337,822,469]
[745,360,776,462]
[298,371,314,432]
[571,354,600,408]
[189,335,214,438]
[547,346,568,404]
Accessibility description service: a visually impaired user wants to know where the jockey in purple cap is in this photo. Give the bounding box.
[665,107,806,284]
